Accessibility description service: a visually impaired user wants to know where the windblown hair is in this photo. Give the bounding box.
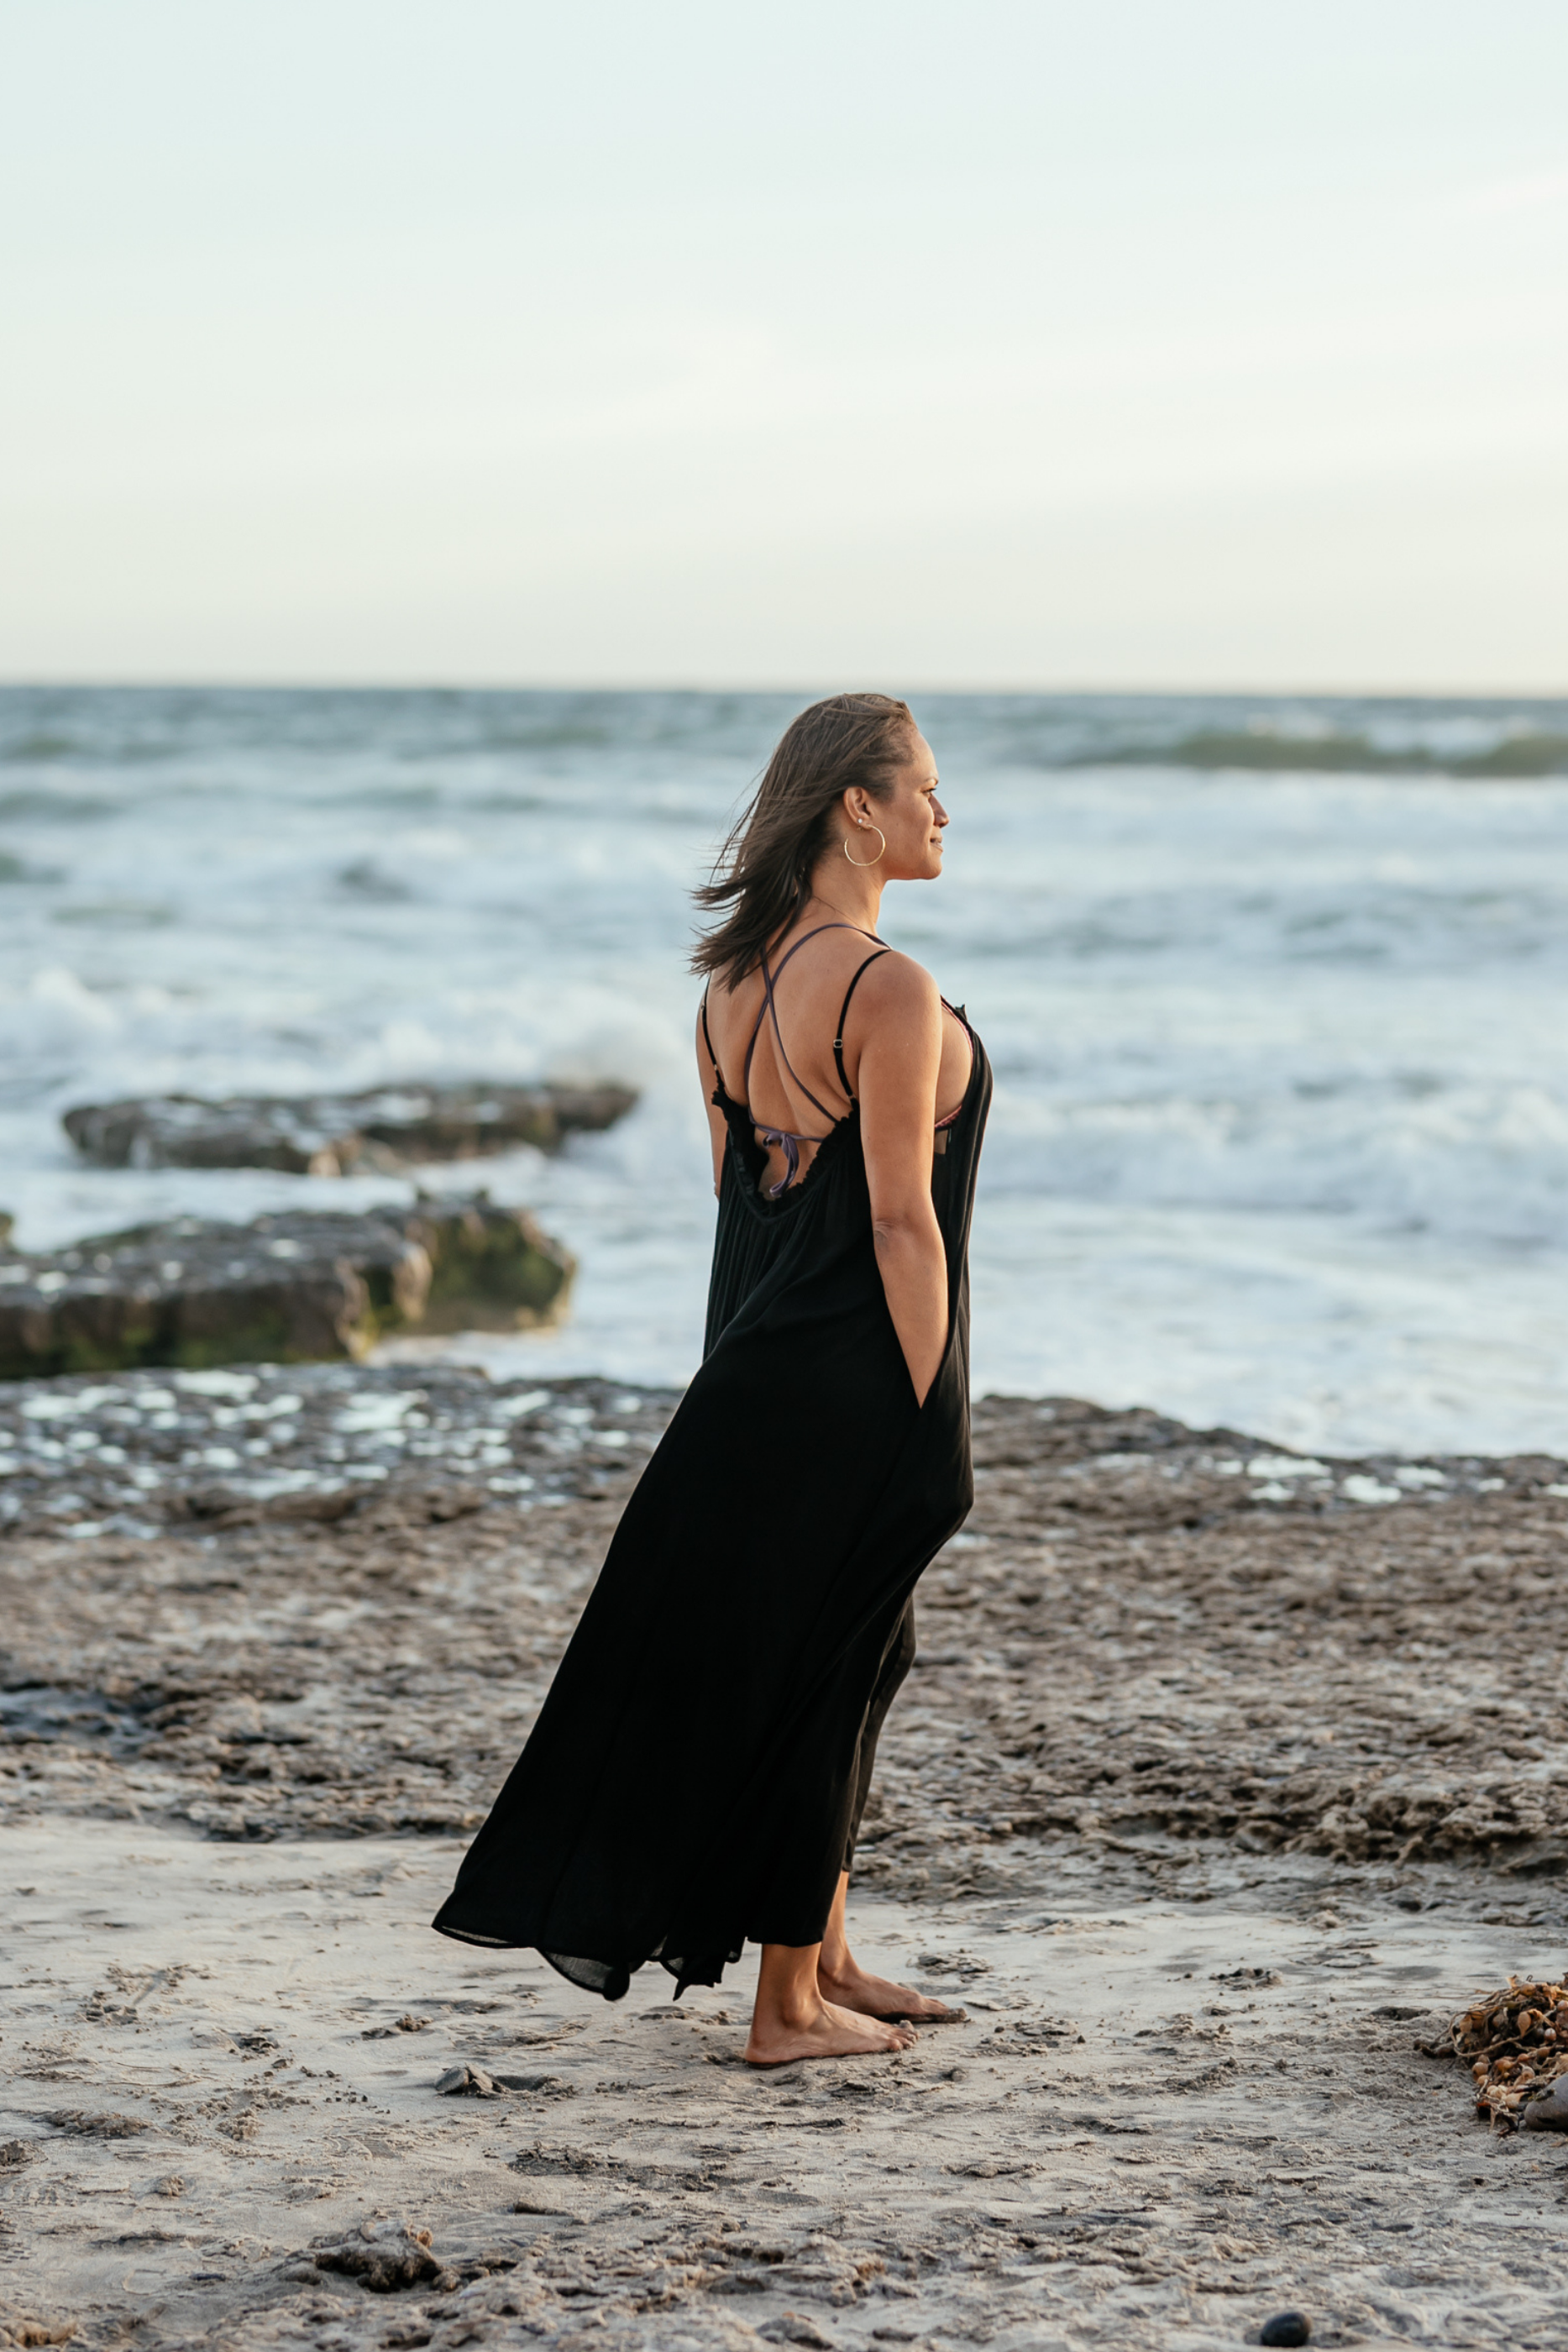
[690,693,915,984]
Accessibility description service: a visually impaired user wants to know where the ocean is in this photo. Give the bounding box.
[2,685,1565,1457]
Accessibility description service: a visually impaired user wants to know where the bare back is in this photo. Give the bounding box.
[700,917,973,1200]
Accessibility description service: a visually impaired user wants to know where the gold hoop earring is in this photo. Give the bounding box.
[843,823,886,869]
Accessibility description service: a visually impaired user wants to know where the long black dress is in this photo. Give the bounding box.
[432,940,991,1998]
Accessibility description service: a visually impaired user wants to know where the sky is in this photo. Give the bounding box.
[2,1,1565,690]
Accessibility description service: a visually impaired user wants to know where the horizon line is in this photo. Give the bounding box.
[3,677,1567,703]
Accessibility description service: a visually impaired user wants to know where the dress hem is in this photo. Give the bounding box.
[430,1918,742,2003]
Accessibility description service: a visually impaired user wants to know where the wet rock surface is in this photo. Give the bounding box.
[0,1197,574,1379]
[2,1387,1566,2347]
[0,1362,663,1545]
[62,1081,639,1175]
[0,1386,1565,1878]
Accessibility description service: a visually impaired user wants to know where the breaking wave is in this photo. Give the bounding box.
[0,683,1565,1451]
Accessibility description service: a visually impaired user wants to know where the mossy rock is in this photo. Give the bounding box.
[409,1199,574,1332]
[0,1197,574,1378]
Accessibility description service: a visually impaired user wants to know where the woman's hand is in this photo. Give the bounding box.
[855,959,947,1404]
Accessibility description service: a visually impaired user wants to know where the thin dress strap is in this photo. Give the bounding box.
[742,925,872,1120]
[933,997,972,1130]
[699,990,721,1086]
[831,950,892,1102]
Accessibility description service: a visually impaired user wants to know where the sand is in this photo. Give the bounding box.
[3,1383,1567,2348]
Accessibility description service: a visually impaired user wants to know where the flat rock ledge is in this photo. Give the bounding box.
[62,1080,638,1174]
[0,1195,574,1378]
[2,1383,1565,1879]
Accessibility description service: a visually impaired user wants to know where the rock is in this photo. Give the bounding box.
[62,1081,638,1175]
[0,1195,574,1378]
[43,2110,149,2139]
[435,2064,501,2098]
[0,1362,669,1541]
[405,1196,573,1336]
[1521,2074,1568,2131]
[1259,2317,1311,2348]
[313,2217,456,2291]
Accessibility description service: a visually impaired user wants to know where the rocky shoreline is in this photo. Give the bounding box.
[0,1361,667,1545]
[0,1197,575,1380]
[3,1381,1565,1885]
[61,1081,638,1176]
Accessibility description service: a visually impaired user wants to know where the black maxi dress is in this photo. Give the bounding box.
[433,942,992,1998]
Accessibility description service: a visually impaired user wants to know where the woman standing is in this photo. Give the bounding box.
[433,694,991,2066]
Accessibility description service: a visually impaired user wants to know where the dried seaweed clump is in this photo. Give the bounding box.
[1431,1974,1568,2130]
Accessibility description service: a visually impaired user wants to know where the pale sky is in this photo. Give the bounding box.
[3,1,1565,688]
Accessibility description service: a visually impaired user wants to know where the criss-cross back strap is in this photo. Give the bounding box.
[713,921,883,1198]
[831,949,892,1103]
[740,922,883,1124]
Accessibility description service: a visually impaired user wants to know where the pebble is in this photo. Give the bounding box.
[435,2063,500,2098]
[1522,2076,1568,2132]
[1259,2315,1311,2348]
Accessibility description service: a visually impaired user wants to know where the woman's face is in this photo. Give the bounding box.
[848,730,948,881]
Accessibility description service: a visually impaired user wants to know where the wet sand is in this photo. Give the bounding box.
[3,1383,1567,2347]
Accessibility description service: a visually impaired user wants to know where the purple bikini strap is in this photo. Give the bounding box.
[753,1124,802,1198]
[740,922,881,1121]
[732,922,886,1199]
[742,938,837,1198]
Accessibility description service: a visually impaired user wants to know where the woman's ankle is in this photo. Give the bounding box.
[755,1982,825,2033]
[754,1941,827,2034]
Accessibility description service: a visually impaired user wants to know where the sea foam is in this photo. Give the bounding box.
[1,685,1565,1457]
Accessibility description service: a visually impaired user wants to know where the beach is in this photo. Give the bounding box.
[4,1379,1567,2347]
[8,2,1568,2334]
[4,686,1568,2343]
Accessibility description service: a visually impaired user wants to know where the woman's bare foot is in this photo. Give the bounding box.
[747,1934,917,2067]
[814,1873,966,2022]
[745,1992,916,2068]
[817,1955,965,2024]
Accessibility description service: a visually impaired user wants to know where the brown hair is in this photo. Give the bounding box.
[691,693,915,984]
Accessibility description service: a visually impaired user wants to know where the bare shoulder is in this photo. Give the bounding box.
[852,947,941,1018]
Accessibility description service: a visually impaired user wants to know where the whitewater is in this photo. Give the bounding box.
[1,685,1565,1457]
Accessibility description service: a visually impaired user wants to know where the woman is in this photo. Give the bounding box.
[433,693,991,2066]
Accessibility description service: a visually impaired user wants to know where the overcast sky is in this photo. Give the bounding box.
[3,1,1565,689]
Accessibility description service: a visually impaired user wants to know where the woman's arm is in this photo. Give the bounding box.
[697,1005,729,1200]
[854,962,947,1405]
